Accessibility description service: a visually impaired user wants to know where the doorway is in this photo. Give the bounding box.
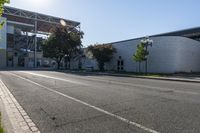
[117,56,124,71]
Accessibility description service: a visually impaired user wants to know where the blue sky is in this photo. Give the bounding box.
[6,0,200,46]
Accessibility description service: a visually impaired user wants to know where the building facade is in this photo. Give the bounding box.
[81,27,200,73]
[107,36,200,73]
[1,7,200,73]
[0,6,80,68]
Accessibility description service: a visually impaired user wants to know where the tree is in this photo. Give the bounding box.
[0,0,9,28]
[0,0,9,16]
[133,42,148,73]
[42,26,83,69]
[87,44,116,71]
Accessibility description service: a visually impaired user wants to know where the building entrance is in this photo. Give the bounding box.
[117,56,124,71]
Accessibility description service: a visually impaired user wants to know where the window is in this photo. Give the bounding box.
[7,34,14,48]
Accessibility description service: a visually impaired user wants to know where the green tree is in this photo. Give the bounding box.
[133,42,148,73]
[42,26,83,69]
[0,0,9,28]
[87,44,116,71]
[0,0,9,16]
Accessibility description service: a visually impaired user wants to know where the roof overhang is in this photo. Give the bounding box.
[154,27,200,39]
[2,6,80,33]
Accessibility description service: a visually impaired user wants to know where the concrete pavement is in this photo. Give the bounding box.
[1,70,200,133]
[59,70,200,83]
[0,79,40,133]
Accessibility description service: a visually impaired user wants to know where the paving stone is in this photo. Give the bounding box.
[28,122,36,127]
[21,125,30,130]
[31,126,38,132]
[24,115,30,119]
[0,79,40,133]
[20,121,27,126]
[26,119,32,123]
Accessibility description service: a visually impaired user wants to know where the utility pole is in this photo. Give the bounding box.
[141,36,153,74]
[34,17,37,68]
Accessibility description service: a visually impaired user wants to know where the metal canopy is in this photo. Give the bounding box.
[2,6,81,68]
[3,6,80,33]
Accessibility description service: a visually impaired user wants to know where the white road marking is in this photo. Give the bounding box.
[20,71,88,86]
[9,72,160,133]
[22,71,199,96]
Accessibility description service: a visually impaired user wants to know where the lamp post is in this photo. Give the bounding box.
[141,36,153,74]
[34,14,37,68]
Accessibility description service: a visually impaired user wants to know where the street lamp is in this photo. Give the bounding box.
[141,36,153,74]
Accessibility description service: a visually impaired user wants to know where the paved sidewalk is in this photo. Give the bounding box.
[61,70,200,83]
[136,75,200,83]
[0,79,40,133]
[1,68,200,83]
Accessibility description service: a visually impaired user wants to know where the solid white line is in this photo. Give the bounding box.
[9,72,160,133]
[20,71,88,86]
[22,71,199,96]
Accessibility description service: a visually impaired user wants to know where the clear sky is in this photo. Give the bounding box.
[6,0,200,46]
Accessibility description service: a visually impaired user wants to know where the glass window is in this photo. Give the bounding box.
[7,34,14,48]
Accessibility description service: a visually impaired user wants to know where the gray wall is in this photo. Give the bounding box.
[0,17,7,68]
[106,36,200,73]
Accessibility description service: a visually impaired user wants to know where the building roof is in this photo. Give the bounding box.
[154,27,200,38]
[108,27,200,44]
[2,6,80,33]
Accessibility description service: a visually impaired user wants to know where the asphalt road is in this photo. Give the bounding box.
[1,70,200,133]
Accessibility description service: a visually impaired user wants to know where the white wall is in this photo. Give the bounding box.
[107,36,200,73]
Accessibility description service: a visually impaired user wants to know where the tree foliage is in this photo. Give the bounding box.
[133,42,148,72]
[87,44,116,71]
[0,0,9,16]
[0,0,9,28]
[42,26,83,69]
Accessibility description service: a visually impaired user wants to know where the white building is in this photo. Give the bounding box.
[81,27,200,73]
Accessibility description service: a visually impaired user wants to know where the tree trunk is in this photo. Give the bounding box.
[98,62,105,71]
[57,57,63,70]
[57,61,61,69]
[139,62,141,73]
[68,58,71,70]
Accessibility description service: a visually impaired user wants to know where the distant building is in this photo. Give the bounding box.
[0,6,80,68]
[1,7,200,73]
[82,27,200,73]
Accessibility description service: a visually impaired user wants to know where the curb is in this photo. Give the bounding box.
[103,73,200,83]
[0,79,40,133]
[132,76,200,83]
[61,71,200,83]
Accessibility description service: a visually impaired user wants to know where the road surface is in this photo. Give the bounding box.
[1,70,200,133]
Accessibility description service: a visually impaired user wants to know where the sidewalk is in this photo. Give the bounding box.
[61,70,200,83]
[1,68,200,83]
[0,79,40,133]
[134,75,200,83]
